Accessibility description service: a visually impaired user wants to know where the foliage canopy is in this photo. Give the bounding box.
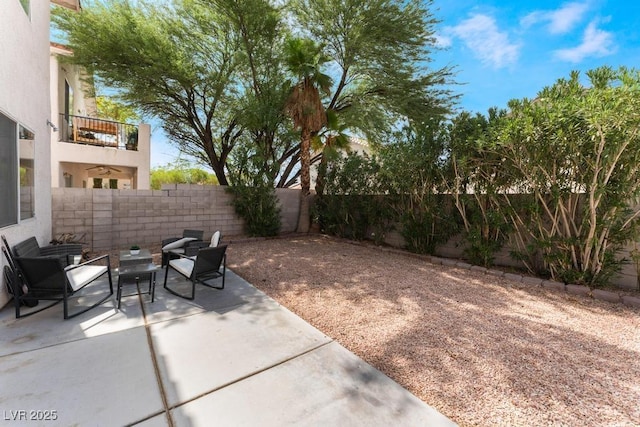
[52,0,455,190]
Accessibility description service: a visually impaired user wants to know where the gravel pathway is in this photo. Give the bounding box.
[226,234,640,427]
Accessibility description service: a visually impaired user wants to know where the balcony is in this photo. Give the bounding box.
[58,114,139,151]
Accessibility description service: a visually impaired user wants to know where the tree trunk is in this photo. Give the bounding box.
[315,150,327,197]
[297,129,311,233]
[297,191,311,233]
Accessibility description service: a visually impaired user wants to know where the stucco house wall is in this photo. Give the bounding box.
[49,45,152,190]
[0,1,53,307]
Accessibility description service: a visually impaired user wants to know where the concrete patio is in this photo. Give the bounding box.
[0,266,455,426]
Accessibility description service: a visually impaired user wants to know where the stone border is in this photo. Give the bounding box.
[325,235,640,310]
[468,263,640,309]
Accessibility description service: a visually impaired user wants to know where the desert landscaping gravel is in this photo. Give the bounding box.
[225,235,640,427]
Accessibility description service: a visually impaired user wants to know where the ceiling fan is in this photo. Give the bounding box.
[86,165,122,174]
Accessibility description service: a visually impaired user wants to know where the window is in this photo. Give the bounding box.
[0,112,36,228]
[0,113,18,227]
[19,125,35,220]
[64,173,73,188]
[60,80,74,141]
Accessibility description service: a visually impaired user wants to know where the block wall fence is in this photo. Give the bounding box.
[51,185,301,252]
[51,187,638,290]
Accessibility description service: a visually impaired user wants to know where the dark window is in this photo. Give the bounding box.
[0,113,18,227]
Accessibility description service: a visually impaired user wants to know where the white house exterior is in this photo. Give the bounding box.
[0,0,55,308]
[50,44,151,190]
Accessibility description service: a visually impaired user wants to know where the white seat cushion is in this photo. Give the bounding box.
[66,265,108,291]
[169,258,194,278]
[162,237,198,251]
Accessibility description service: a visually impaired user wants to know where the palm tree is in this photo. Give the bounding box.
[313,109,350,197]
[284,37,332,233]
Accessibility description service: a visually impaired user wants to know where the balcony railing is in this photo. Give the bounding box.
[58,114,138,150]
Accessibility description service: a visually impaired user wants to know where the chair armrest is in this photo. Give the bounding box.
[184,241,208,257]
[66,254,110,271]
[161,237,180,248]
[174,252,197,260]
[64,254,111,293]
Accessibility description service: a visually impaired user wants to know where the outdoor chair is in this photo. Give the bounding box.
[5,235,82,266]
[3,236,113,319]
[163,245,227,300]
[13,254,113,319]
[181,230,223,257]
[3,246,39,314]
[161,229,204,266]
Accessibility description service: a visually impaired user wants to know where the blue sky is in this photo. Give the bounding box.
[151,0,640,167]
[431,0,640,114]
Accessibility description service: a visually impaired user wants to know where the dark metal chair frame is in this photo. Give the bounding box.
[2,235,113,319]
[161,229,205,266]
[163,245,227,300]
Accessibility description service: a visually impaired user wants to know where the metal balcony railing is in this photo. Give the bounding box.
[58,114,138,150]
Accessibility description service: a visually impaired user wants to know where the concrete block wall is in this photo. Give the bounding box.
[276,188,301,232]
[52,185,300,252]
[51,187,94,245]
[381,220,639,291]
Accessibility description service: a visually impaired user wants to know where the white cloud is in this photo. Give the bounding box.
[434,33,453,48]
[521,2,589,34]
[554,20,615,62]
[447,14,520,69]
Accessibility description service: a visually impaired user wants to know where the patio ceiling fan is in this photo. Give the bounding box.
[86,165,122,175]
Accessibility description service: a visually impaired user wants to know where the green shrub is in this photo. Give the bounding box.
[227,185,281,237]
[317,153,393,242]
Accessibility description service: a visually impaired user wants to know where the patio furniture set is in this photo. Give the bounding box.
[1,229,227,319]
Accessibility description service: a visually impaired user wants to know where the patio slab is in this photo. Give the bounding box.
[141,269,272,324]
[0,326,163,426]
[0,266,456,426]
[150,298,332,407]
[0,279,143,357]
[171,340,455,426]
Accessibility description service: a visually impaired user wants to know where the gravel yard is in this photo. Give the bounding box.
[224,234,640,426]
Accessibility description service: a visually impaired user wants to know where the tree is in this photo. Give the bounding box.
[95,95,140,123]
[279,0,456,231]
[380,118,455,254]
[496,66,640,285]
[290,0,456,192]
[150,160,218,190]
[54,0,455,195]
[211,0,298,188]
[443,109,513,266]
[284,37,332,232]
[53,0,244,185]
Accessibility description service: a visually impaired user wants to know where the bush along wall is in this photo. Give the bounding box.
[227,184,281,237]
[316,153,395,243]
[317,67,640,289]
